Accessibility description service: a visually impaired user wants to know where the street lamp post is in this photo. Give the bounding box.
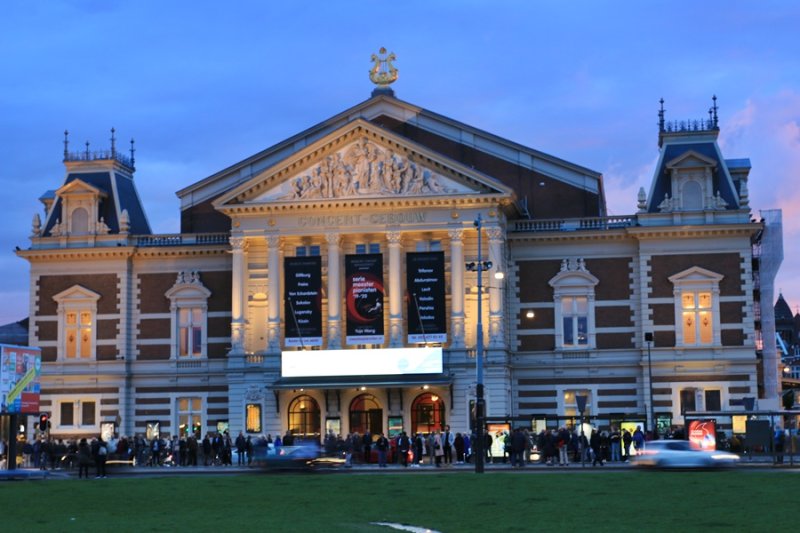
[466,214,492,474]
[645,332,655,438]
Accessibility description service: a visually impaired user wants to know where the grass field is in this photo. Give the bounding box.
[1,470,797,532]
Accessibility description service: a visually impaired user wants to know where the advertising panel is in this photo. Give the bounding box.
[281,347,443,378]
[688,419,717,450]
[0,344,41,414]
[284,256,323,347]
[406,251,447,344]
[345,253,384,345]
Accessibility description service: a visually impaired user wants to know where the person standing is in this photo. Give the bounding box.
[412,433,424,467]
[590,429,604,466]
[344,433,354,468]
[622,428,633,461]
[433,431,444,467]
[77,438,92,479]
[609,426,621,462]
[454,433,465,464]
[362,431,372,464]
[375,433,389,468]
[510,428,527,468]
[442,425,455,465]
[632,426,645,455]
[94,437,108,478]
[235,432,247,466]
[397,431,410,467]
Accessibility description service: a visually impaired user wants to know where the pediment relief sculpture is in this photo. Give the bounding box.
[260,137,470,202]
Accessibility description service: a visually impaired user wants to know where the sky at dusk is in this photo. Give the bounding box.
[1,1,798,325]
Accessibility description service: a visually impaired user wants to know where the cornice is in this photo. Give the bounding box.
[17,248,135,262]
[509,222,759,243]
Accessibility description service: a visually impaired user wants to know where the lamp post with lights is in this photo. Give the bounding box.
[645,332,655,437]
[466,213,493,474]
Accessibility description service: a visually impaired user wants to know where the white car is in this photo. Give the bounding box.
[633,440,739,468]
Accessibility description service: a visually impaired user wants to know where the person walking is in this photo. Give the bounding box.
[632,426,645,455]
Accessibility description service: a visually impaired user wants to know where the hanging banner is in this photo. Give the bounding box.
[406,251,447,343]
[345,253,385,345]
[1,344,41,414]
[284,256,323,347]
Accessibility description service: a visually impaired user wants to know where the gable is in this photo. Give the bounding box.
[214,119,514,209]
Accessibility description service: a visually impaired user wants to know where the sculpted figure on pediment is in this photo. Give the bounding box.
[281,137,456,200]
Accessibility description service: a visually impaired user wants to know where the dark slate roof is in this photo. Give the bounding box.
[38,190,55,201]
[116,173,151,234]
[725,158,751,169]
[0,318,29,346]
[648,142,738,213]
[775,294,794,323]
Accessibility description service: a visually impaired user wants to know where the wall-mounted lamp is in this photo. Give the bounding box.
[526,310,535,319]
[431,394,439,402]
[494,271,505,280]
[423,385,430,390]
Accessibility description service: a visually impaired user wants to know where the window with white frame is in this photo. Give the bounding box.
[53,285,100,361]
[355,243,381,254]
[563,389,592,417]
[177,397,203,438]
[549,258,598,350]
[58,399,97,429]
[165,271,211,359]
[668,266,723,348]
[296,245,321,257]
[415,240,442,252]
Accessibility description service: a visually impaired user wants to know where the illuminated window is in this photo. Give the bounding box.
[177,397,202,438]
[549,259,598,350]
[246,404,262,434]
[54,285,99,361]
[669,267,723,348]
[348,394,382,435]
[563,390,592,417]
[411,393,445,434]
[166,271,211,359]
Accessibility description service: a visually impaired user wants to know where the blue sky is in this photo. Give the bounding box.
[1,1,798,325]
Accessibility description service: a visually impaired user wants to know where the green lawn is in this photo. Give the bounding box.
[1,470,797,532]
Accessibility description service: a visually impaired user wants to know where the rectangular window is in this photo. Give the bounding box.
[60,402,74,426]
[682,290,713,346]
[179,308,203,357]
[680,389,697,414]
[705,390,721,412]
[81,401,96,426]
[246,404,262,433]
[296,245,321,257]
[563,390,591,417]
[415,241,441,252]
[562,296,588,347]
[357,243,381,254]
[178,397,202,437]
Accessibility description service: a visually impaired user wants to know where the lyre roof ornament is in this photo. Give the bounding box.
[369,47,398,96]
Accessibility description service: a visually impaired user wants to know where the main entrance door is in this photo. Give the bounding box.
[349,394,383,436]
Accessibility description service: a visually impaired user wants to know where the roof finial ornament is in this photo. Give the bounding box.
[85,140,90,159]
[369,47,398,96]
[110,127,117,156]
[130,138,136,168]
[63,130,69,161]
[658,98,665,132]
[711,94,719,129]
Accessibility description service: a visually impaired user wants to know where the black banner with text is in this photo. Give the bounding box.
[284,256,323,347]
[406,251,447,343]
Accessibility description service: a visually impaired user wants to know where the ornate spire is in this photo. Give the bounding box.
[658,98,665,132]
[711,94,719,128]
[130,138,136,168]
[110,127,116,156]
[369,47,398,96]
[63,130,69,161]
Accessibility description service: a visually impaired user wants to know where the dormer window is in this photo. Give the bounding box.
[51,178,108,236]
[662,150,718,212]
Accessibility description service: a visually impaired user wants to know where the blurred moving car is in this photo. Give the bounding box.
[253,441,322,469]
[633,440,739,468]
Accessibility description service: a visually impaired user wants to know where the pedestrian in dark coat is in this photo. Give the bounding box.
[77,438,92,479]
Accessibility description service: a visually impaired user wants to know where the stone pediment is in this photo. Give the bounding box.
[214,120,512,209]
[665,150,717,171]
[55,178,107,198]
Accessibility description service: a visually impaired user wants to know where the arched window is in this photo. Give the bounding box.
[411,393,445,435]
[71,207,89,234]
[287,395,321,438]
[349,394,383,436]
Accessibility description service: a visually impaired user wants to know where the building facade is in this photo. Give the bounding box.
[16,65,783,442]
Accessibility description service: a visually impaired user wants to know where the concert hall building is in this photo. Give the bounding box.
[16,56,783,443]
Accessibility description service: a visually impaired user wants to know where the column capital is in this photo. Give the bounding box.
[485,226,504,242]
[386,231,402,246]
[325,232,342,247]
[230,236,248,251]
[266,234,282,249]
[448,228,464,242]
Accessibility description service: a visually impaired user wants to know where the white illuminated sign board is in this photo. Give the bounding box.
[281,347,443,378]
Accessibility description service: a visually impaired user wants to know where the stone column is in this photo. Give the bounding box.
[486,226,505,348]
[387,231,403,347]
[448,228,465,348]
[230,235,248,354]
[326,232,342,349]
[266,234,283,353]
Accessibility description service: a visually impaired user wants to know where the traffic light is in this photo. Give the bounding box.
[39,413,49,432]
